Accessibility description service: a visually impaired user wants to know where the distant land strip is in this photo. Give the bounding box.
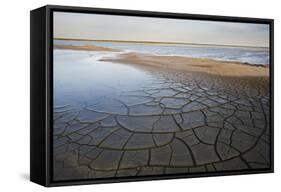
[54,37,269,49]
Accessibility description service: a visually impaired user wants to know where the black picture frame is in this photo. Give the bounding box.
[30,5,274,187]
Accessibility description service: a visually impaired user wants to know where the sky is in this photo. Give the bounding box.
[54,12,270,47]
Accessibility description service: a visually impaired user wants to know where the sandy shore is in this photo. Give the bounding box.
[54,44,120,52]
[100,52,269,77]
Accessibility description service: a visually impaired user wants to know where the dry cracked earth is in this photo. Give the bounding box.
[53,68,270,181]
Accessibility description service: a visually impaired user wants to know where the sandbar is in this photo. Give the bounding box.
[100,52,269,77]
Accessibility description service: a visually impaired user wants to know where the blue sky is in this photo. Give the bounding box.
[54,12,269,47]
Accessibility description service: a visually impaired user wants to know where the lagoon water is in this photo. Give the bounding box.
[54,49,157,108]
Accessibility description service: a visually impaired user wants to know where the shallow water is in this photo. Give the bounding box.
[54,49,157,108]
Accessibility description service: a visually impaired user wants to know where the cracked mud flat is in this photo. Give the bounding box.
[53,50,270,181]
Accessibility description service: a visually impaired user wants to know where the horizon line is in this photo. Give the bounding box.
[54,37,269,49]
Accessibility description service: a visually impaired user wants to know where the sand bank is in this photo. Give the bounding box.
[54,44,120,52]
[100,52,269,77]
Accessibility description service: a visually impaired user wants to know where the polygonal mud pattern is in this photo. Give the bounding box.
[53,68,270,181]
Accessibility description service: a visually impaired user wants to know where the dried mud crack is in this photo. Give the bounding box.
[53,69,270,181]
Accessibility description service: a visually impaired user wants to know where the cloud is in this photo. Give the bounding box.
[54,12,269,47]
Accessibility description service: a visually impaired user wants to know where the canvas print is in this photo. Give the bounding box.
[52,12,271,181]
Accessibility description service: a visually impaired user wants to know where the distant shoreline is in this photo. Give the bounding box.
[54,44,120,52]
[54,37,269,49]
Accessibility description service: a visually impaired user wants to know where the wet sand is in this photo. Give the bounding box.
[100,52,269,77]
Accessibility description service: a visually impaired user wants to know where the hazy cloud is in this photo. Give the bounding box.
[54,12,269,47]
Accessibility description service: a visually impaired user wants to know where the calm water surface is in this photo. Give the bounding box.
[54,50,158,108]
